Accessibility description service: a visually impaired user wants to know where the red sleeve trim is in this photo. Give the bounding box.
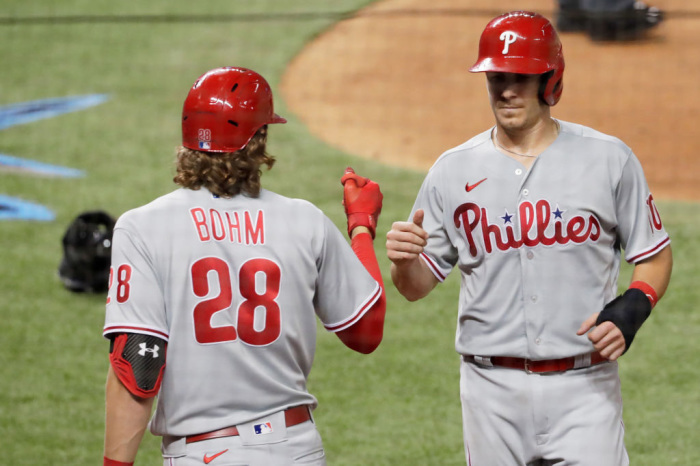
[103,325,169,341]
[324,284,382,332]
[626,236,670,263]
[420,252,446,281]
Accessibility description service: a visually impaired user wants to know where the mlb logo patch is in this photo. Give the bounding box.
[198,141,211,150]
[254,422,273,435]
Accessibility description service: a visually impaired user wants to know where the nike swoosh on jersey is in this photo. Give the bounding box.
[465,178,487,192]
[204,449,229,464]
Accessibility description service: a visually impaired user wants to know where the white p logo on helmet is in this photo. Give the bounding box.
[499,31,517,54]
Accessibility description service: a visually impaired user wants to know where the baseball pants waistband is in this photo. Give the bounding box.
[185,405,312,444]
[462,352,608,373]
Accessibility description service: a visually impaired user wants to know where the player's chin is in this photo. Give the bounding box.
[495,108,524,126]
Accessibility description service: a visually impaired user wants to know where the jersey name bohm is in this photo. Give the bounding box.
[454,199,601,256]
[190,207,265,245]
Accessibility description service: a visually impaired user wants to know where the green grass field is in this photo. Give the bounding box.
[1,1,698,464]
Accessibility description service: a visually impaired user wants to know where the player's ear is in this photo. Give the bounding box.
[538,71,554,105]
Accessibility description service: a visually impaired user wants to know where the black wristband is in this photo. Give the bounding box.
[596,288,652,353]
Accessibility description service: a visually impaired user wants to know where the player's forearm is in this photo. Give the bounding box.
[104,367,154,463]
[390,258,437,301]
[336,230,386,354]
[588,244,673,357]
[351,229,383,284]
[630,244,673,300]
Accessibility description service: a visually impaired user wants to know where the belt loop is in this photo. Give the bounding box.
[524,359,532,374]
[574,353,591,369]
[474,355,493,367]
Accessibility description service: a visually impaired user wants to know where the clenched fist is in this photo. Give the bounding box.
[341,167,383,238]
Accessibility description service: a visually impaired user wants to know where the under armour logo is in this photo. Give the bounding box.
[138,342,159,358]
[499,31,517,54]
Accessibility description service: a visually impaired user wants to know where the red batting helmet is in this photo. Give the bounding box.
[182,67,287,152]
[469,11,565,106]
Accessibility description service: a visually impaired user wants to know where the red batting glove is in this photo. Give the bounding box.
[341,167,383,239]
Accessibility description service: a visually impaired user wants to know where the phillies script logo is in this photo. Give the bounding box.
[453,200,601,257]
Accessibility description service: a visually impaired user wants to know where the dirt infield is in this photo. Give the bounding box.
[280,0,699,201]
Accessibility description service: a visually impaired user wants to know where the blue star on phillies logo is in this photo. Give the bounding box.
[501,210,513,224]
[254,422,273,435]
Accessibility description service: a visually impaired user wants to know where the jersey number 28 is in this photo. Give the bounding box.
[192,257,281,346]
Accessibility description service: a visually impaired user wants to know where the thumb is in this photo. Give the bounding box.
[577,312,599,336]
[413,209,424,229]
[342,167,357,188]
[341,166,366,188]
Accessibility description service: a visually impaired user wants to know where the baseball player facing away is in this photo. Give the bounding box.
[102,67,386,466]
[386,11,672,466]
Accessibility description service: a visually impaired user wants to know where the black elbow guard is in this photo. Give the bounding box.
[596,288,652,353]
[109,333,166,398]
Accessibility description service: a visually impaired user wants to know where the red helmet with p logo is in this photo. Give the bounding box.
[469,11,564,106]
[182,67,287,152]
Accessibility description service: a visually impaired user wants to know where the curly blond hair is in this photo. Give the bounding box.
[173,126,275,198]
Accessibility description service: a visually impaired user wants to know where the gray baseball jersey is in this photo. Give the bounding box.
[103,187,380,437]
[412,119,669,359]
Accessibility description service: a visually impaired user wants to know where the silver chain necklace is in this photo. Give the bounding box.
[492,127,537,158]
[492,120,560,158]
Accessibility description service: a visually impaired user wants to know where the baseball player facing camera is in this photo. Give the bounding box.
[103,67,386,466]
[386,11,672,465]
